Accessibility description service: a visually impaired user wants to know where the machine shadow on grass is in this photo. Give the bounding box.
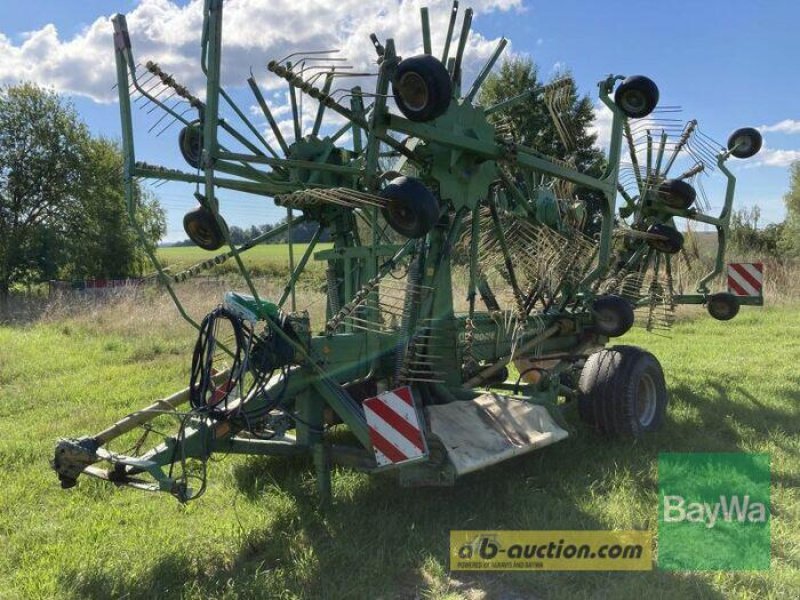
[60,384,784,599]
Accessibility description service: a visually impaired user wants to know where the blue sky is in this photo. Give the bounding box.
[1,0,797,241]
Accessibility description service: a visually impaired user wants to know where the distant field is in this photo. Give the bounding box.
[157,243,333,275]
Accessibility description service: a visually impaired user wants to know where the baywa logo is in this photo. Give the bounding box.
[663,494,767,528]
[658,453,770,571]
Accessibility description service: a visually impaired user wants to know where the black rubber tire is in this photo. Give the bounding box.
[183,205,227,251]
[179,120,204,169]
[592,295,635,337]
[614,75,659,119]
[707,292,740,321]
[647,223,683,254]
[578,345,668,436]
[658,179,696,210]
[380,176,440,238]
[727,127,762,159]
[392,55,453,122]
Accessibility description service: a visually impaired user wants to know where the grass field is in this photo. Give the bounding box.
[0,294,799,599]
[157,244,334,278]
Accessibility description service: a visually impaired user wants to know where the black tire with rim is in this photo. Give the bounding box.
[614,75,659,119]
[179,120,204,169]
[380,176,440,238]
[727,127,763,159]
[392,55,453,122]
[183,205,227,251]
[578,345,668,436]
[658,179,696,210]
[647,223,683,254]
[707,292,740,321]
[592,295,635,338]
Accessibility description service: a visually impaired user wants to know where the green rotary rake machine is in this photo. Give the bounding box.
[53,0,763,503]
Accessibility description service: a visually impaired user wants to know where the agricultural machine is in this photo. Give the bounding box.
[53,0,763,502]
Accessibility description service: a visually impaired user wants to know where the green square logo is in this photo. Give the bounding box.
[658,453,770,571]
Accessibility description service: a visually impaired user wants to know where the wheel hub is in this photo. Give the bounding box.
[397,72,429,112]
[635,372,657,427]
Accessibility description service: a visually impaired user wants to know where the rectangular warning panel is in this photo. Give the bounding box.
[363,386,427,467]
[727,262,763,297]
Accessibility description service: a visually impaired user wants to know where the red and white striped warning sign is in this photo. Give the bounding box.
[363,386,427,466]
[727,262,763,297]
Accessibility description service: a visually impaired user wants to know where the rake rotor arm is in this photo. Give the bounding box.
[112,15,205,335]
[266,57,417,167]
[694,154,736,293]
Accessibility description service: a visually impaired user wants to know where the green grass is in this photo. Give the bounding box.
[157,244,333,278]
[0,304,799,599]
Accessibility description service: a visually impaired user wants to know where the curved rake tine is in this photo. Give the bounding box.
[113,62,142,91]
[147,97,183,133]
[157,106,196,137]
[692,134,723,157]
[135,78,167,107]
[695,128,724,149]
[303,66,354,87]
[152,100,188,136]
[687,140,718,167]
[146,90,177,114]
[275,49,341,65]
[130,72,157,96]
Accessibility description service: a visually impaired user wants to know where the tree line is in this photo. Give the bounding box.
[0,84,164,310]
[728,163,800,259]
[167,218,331,247]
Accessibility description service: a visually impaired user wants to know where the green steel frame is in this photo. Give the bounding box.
[53,0,760,503]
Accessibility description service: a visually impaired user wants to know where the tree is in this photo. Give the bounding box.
[0,84,87,300]
[779,161,800,257]
[729,205,784,259]
[478,58,607,229]
[57,136,164,279]
[0,83,164,311]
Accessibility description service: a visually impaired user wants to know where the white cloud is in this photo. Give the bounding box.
[749,147,800,168]
[0,0,522,104]
[758,119,800,135]
[590,100,613,150]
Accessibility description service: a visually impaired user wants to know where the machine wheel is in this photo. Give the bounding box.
[179,120,204,169]
[707,292,740,321]
[592,295,635,337]
[380,176,440,238]
[727,127,762,159]
[392,55,453,122]
[647,223,683,254]
[658,179,696,210]
[578,346,668,436]
[614,76,659,119]
[183,205,227,251]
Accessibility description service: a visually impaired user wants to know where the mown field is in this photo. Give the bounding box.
[157,244,334,278]
[0,284,798,598]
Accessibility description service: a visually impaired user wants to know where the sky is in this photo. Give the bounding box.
[1,0,798,242]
